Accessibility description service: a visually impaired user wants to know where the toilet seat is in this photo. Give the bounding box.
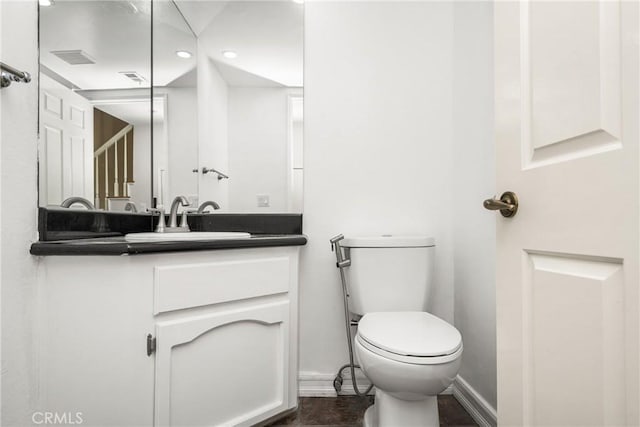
[356,312,462,365]
[357,334,463,365]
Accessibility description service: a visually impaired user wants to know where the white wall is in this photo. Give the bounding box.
[452,1,497,413]
[301,1,455,379]
[166,88,198,204]
[0,1,39,425]
[130,122,152,210]
[197,56,229,209]
[152,87,198,207]
[227,87,290,212]
[152,98,169,208]
[290,114,303,212]
[1,0,3,419]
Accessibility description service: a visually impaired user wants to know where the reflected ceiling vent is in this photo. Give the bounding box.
[51,50,96,65]
[119,71,147,84]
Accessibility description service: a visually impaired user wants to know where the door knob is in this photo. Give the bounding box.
[483,191,518,218]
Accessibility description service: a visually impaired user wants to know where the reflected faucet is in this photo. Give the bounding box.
[197,201,220,213]
[61,197,95,210]
[168,196,190,229]
[124,202,137,213]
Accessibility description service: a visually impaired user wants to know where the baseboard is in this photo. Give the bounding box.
[452,376,497,427]
[298,371,454,397]
[298,371,374,397]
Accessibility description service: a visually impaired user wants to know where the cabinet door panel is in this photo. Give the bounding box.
[154,301,290,426]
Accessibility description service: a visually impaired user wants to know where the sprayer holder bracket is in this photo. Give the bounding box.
[329,233,373,396]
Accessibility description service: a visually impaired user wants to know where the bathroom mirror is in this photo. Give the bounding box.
[38,0,303,214]
[38,0,153,211]
[172,0,304,212]
[151,0,198,209]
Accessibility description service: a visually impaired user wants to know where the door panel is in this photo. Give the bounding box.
[527,2,621,155]
[154,301,290,427]
[495,0,638,425]
[522,1,623,168]
[43,125,63,205]
[43,90,62,118]
[39,74,93,205]
[523,252,625,426]
[170,321,283,425]
[69,104,86,129]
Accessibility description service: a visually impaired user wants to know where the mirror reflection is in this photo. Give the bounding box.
[38,0,303,214]
[152,0,198,210]
[179,0,304,212]
[39,0,153,211]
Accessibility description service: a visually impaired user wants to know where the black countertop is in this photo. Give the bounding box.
[32,208,306,255]
[38,208,303,241]
[30,234,307,256]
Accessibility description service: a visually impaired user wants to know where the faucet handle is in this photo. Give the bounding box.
[180,208,198,230]
[147,207,166,233]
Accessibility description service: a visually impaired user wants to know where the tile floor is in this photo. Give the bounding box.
[266,395,478,427]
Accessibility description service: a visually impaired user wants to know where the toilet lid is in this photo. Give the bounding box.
[357,312,462,357]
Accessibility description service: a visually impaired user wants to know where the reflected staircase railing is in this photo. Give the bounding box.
[94,124,133,208]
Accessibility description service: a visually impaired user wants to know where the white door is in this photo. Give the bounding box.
[39,73,93,205]
[154,301,291,427]
[494,1,638,426]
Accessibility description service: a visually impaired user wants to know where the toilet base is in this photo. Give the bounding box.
[363,405,376,427]
[363,390,439,427]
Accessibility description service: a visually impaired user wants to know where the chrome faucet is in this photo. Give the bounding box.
[168,196,191,229]
[61,197,95,210]
[197,201,220,213]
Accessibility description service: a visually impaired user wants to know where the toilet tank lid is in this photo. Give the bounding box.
[358,312,462,357]
[341,235,435,248]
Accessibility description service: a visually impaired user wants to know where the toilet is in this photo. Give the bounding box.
[340,235,463,427]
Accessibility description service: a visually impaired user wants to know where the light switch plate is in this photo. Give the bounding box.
[187,194,199,207]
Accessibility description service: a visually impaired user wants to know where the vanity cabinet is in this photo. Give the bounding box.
[37,247,300,427]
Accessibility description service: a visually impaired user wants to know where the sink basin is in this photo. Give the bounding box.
[124,232,251,242]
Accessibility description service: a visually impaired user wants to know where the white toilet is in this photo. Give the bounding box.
[340,235,463,427]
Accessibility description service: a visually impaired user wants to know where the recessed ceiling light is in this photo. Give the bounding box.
[222,50,238,59]
[175,50,192,59]
[39,0,54,6]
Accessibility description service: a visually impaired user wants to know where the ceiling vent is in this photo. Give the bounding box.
[51,50,96,65]
[119,71,147,84]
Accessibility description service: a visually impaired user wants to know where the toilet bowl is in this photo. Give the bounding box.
[354,312,463,427]
[337,235,463,426]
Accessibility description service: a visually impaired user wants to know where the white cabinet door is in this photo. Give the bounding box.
[494,1,638,425]
[154,301,291,426]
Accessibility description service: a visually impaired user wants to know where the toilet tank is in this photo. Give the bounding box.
[341,235,435,316]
